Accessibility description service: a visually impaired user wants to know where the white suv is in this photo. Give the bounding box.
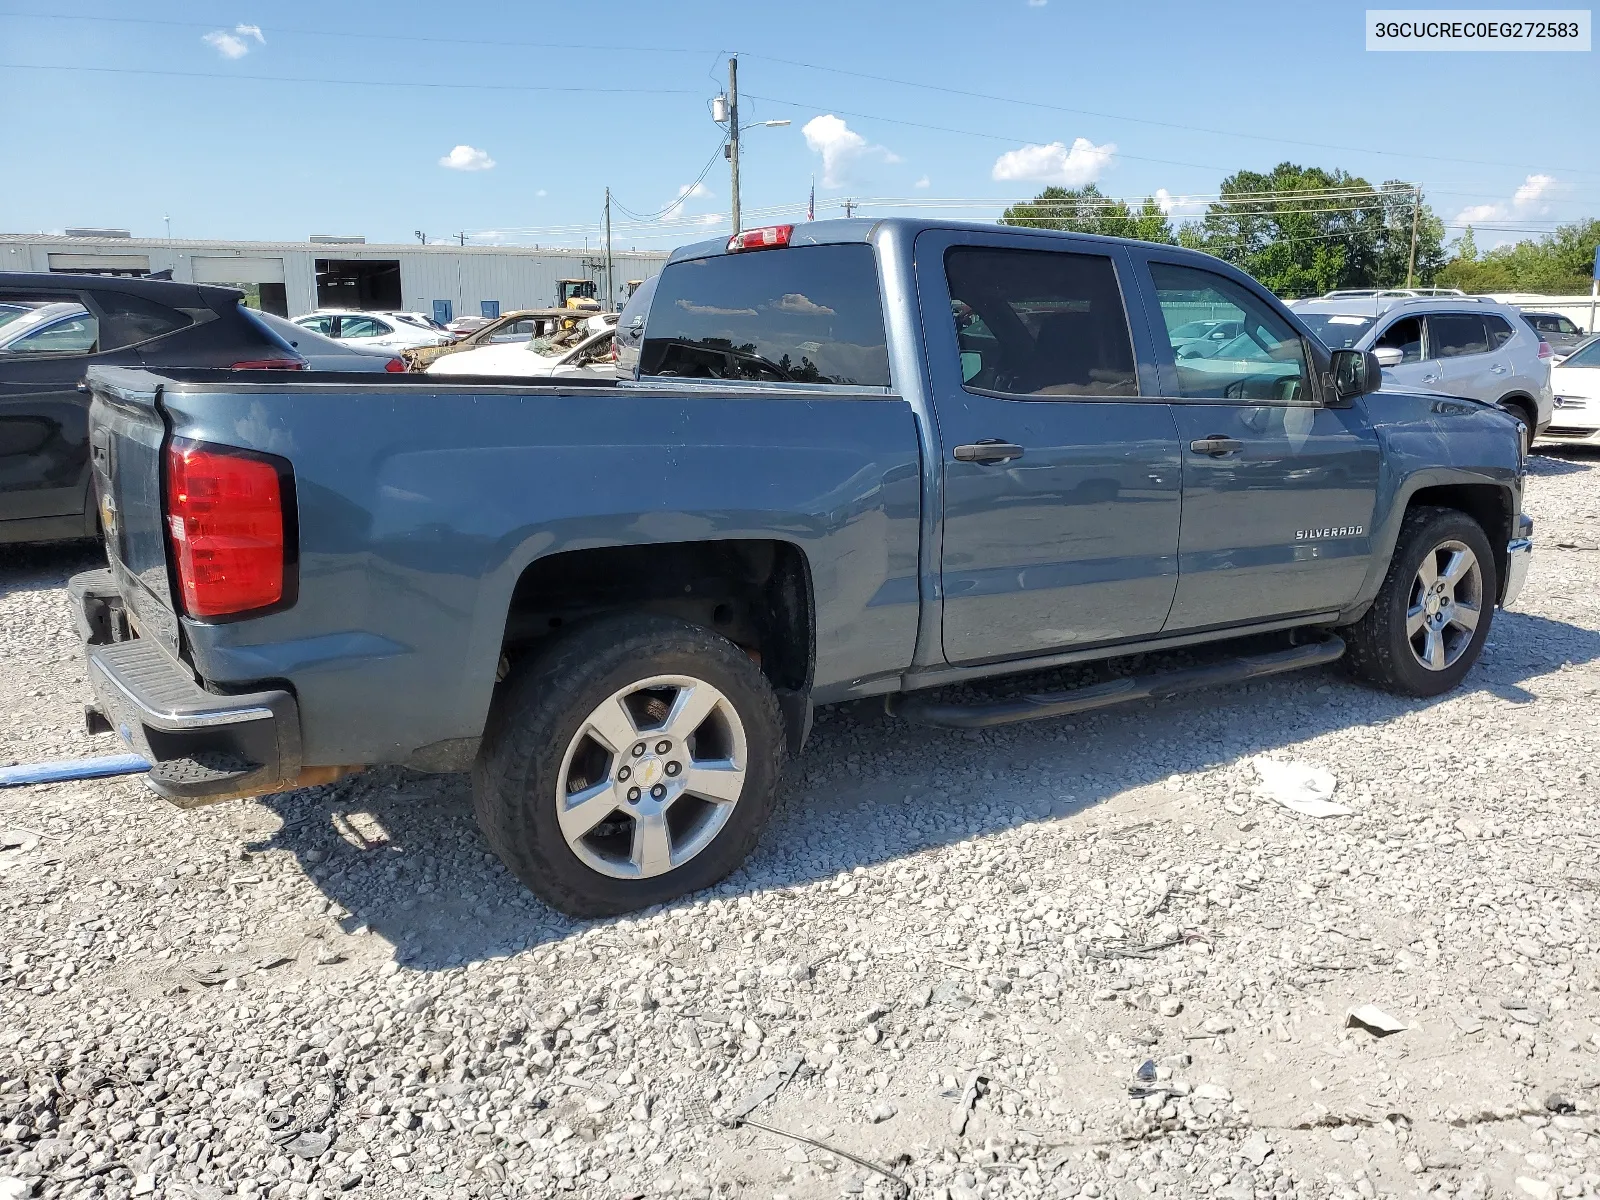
[1293,292,1553,449]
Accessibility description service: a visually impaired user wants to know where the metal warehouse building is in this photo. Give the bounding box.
[0,231,669,322]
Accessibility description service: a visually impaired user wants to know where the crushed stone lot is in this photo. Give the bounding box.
[3,453,1599,1200]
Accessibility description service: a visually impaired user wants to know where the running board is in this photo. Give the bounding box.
[891,636,1346,730]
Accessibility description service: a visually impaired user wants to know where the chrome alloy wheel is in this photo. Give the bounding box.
[1406,539,1484,671]
[554,675,748,879]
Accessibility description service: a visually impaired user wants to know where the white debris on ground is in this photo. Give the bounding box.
[1,451,1598,1200]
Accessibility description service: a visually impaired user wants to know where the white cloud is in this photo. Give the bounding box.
[1154,188,1205,217]
[439,145,496,171]
[914,175,931,189]
[536,189,548,198]
[202,24,264,59]
[1454,172,1558,230]
[803,114,896,188]
[775,293,836,316]
[991,137,1116,188]
[664,180,716,219]
[1028,0,1048,6]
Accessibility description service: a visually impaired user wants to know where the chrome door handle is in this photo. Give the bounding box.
[1491,363,1508,374]
[953,440,1024,464]
[1188,436,1243,456]
[1422,374,1438,383]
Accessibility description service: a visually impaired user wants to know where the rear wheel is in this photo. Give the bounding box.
[1342,506,1497,697]
[472,614,786,916]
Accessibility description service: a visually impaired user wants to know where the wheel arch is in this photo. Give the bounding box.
[493,538,816,751]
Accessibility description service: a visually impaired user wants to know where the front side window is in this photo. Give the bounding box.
[1375,316,1424,363]
[1430,313,1490,358]
[297,315,334,335]
[943,246,1136,397]
[491,319,537,343]
[1149,262,1310,402]
[640,244,889,386]
[1557,316,1579,335]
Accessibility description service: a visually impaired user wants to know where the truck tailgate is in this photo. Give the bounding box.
[88,368,183,656]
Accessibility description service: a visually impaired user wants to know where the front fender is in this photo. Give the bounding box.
[1341,391,1523,620]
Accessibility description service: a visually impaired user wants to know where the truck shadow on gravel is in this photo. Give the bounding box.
[246,607,1600,972]
[0,540,103,599]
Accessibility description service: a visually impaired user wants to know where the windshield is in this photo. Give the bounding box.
[1300,313,1377,349]
[1562,339,1600,367]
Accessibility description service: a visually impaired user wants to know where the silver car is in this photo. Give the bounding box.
[1294,293,1553,449]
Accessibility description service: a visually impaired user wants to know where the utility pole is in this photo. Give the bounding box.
[1405,185,1421,289]
[843,198,857,219]
[456,232,467,247]
[727,57,741,236]
[414,230,427,245]
[603,188,614,311]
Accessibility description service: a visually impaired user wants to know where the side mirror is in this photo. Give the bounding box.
[1371,346,1405,368]
[1331,348,1383,399]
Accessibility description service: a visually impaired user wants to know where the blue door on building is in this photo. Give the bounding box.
[432,300,453,325]
[480,300,500,318]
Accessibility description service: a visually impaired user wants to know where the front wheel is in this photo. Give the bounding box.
[1342,506,1498,697]
[472,614,786,917]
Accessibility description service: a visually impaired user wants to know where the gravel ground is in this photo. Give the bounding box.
[2,452,1599,1200]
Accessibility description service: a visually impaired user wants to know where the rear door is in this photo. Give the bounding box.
[1140,256,1381,631]
[915,229,1182,664]
[0,285,194,528]
[1428,311,1496,399]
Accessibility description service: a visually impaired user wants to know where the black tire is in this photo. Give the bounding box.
[1342,506,1498,697]
[472,613,786,917]
[1500,399,1536,456]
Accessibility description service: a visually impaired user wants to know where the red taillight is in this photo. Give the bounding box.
[1538,340,1553,359]
[384,356,408,372]
[726,224,793,253]
[231,357,305,370]
[165,441,291,619]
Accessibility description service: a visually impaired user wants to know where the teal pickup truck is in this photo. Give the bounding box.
[73,218,1531,915]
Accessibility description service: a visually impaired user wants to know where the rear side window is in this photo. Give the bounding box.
[93,291,193,351]
[1430,313,1490,358]
[640,244,889,387]
[944,246,1136,397]
[1484,314,1515,349]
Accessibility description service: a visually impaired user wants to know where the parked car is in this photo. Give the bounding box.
[1520,310,1586,355]
[1167,318,1244,356]
[290,310,452,353]
[1295,293,1552,449]
[74,218,1531,916]
[613,274,659,376]
[0,271,303,545]
[250,310,408,373]
[426,324,615,378]
[404,308,591,369]
[1538,335,1600,446]
[446,316,494,336]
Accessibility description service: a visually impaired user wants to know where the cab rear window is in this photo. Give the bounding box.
[640,244,890,387]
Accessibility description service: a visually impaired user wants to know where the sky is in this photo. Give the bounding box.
[2,1,1596,253]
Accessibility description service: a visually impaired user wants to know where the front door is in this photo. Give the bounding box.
[1141,258,1382,631]
[1371,314,1444,394]
[916,231,1183,665]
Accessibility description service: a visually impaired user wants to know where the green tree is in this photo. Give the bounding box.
[1178,163,1443,296]
[1000,184,1176,244]
[1438,219,1600,294]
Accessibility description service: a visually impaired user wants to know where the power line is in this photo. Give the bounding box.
[0,61,699,97]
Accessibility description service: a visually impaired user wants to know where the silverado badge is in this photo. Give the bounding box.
[1295,525,1364,540]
